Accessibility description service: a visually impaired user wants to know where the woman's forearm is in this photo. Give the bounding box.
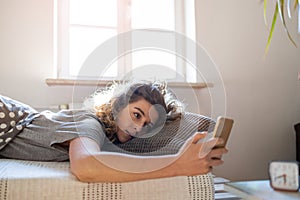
[92,151,179,173]
[71,153,180,183]
[69,134,225,183]
[69,137,183,182]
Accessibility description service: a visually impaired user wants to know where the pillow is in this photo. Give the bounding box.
[114,112,215,156]
[0,95,38,150]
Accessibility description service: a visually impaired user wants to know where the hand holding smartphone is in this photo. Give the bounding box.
[212,116,234,148]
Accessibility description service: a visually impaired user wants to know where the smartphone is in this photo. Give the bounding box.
[212,116,234,148]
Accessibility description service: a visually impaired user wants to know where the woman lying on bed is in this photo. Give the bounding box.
[0,81,227,183]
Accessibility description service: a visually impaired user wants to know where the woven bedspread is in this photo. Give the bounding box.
[0,159,214,200]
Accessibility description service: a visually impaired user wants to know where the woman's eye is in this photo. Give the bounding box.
[133,112,141,119]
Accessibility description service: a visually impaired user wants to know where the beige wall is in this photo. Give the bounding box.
[196,0,300,180]
[0,0,300,181]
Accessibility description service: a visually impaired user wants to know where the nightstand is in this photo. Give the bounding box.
[224,180,300,200]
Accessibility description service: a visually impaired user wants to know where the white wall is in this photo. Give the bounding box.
[0,0,300,181]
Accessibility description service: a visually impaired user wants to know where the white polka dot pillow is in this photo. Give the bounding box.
[0,95,38,150]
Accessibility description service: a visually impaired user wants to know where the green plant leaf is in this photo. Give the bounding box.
[265,3,278,55]
[278,0,297,47]
[287,0,292,18]
[264,0,298,55]
[264,0,268,25]
[294,0,298,10]
[298,0,300,33]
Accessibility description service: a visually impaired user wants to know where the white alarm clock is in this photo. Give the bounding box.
[268,161,300,192]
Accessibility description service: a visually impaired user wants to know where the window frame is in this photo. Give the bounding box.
[53,0,198,83]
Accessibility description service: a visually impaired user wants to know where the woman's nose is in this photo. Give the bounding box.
[134,121,146,134]
[134,125,143,133]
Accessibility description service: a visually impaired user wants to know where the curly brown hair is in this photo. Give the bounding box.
[86,81,184,143]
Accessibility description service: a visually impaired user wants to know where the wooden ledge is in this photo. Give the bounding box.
[45,78,213,89]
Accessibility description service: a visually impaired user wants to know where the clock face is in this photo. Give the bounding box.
[269,161,299,191]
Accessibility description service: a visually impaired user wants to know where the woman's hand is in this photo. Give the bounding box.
[170,132,228,176]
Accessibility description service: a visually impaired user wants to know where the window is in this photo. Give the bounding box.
[54,0,197,82]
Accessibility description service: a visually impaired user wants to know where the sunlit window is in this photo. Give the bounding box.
[54,0,196,82]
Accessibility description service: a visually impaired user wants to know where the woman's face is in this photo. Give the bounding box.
[116,98,159,143]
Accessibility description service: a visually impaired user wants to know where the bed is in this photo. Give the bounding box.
[0,112,216,200]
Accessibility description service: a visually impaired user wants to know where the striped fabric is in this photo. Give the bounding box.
[0,159,214,200]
